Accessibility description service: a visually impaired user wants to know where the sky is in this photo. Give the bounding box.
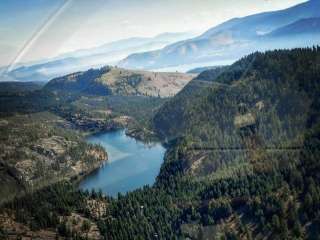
[0,0,306,67]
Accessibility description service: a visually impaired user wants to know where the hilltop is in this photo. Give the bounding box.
[44,66,195,98]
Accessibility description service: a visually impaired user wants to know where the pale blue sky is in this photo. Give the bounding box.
[0,0,306,67]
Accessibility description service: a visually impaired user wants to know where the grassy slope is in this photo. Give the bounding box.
[44,66,195,97]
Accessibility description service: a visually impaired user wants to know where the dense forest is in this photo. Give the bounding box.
[1,47,320,239]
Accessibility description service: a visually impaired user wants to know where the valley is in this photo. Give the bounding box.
[0,66,176,238]
[0,65,187,205]
[0,47,320,239]
[0,0,320,238]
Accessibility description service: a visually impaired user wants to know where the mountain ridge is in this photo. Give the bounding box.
[44,66,195,98]
[119,0,320,71]
[2,32,195,82]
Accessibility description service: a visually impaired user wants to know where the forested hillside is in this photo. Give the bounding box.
[154,47,320,147]
[0,81,44,93]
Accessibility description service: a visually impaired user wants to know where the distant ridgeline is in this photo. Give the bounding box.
[2,47,320,239]
[44,66,194,98]
[119,0,320,70]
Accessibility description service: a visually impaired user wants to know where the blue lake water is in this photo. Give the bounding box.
[79,130,165,197]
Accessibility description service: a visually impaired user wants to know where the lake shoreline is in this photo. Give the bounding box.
[78,130,166,197]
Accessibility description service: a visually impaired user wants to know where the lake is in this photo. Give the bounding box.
[79,130,165,197]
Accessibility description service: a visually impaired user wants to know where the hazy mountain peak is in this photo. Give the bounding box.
[119,0,320,71]
[4,31,195,82]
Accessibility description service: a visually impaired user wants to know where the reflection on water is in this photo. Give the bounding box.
[79,130,165,197]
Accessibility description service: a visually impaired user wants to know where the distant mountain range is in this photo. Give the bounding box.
[1,32,195,82]
[119,0,320,71]
[2,0,319,82]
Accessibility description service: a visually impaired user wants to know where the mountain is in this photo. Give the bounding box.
[153,47,320,143]
[3,32,195,82]
[119,0,320,71]
[199,0,319,39]
[57,32,196,60]
[44,66,195,97]
[266,17,320,37]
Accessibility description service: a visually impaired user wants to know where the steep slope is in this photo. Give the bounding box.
[154,47,320,178]
[154,47,320,148]
[44,66,195,97]
[119,0,320,70]
[153,66,229,139]
[150,47,320,238]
